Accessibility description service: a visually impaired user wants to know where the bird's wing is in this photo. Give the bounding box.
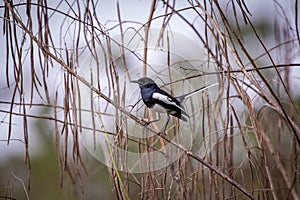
[152,92,188,116]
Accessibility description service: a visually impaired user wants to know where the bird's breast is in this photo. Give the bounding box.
[140,87,156,107]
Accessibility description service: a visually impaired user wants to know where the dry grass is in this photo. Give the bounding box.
[1,0,300,199]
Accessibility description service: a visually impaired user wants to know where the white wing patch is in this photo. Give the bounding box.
[152,92,185,112]
[152,93,178,106]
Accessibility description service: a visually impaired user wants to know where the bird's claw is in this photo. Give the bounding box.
[158,131,166,137]
[142,120,151,126]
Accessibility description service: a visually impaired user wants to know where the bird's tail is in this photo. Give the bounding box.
[176,83,218,103]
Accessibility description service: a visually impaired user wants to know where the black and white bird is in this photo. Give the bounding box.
[132,77,217,133]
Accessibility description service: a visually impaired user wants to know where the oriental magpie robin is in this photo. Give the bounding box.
[132,77,217,132]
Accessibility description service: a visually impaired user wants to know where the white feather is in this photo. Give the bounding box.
[152,93,178,106]
[152,92,185,113]
[151,103,167,113]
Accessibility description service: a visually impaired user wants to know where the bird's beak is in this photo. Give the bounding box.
[131,80,139,84]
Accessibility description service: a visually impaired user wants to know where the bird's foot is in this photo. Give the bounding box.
[158,131,167,137]
[142,119,151,126]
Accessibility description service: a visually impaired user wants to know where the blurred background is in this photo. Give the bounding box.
[0,0,300,199]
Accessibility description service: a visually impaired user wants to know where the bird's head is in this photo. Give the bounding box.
[131,77,156,87]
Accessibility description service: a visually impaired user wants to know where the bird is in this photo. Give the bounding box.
[132,77,218,133]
